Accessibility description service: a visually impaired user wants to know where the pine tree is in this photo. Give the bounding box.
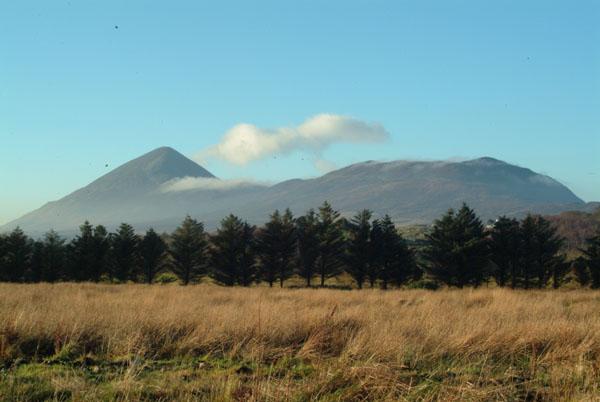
[581,228,600,288]
[387,223,418,288]
[572,256,590,287]
[534,216,564,288]
[316,202,344,287]
[91,225,110,282]
[28,240,44,282]
[256,209,296,287]
[423,204,489,288]
[368,220,383,287]
[344,209,372,289]
[551,257,570,289]
[0,234,5,280]
[68,221,96,281]
[489,216,521,288]
[519,215,564,289]
[110,223,140,282]
[210,214,256,286]
[40,230,66,282]
[519,215,537,289]
[371,215,417,289]
[2,227,32,282]
[140,228,167,284]
[295,209,319,287]
[170,216,207,285]
[238,221,256,287]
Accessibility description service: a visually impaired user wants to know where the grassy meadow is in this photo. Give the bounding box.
[1,284,600,401]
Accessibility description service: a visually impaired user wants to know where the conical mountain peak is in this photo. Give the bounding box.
[121,146,215,181]
[67,147,216,199]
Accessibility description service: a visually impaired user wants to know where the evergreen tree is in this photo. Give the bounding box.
[316,202,344,286]
[28,240,44,282]
[572,256,590,287]
[519,215,537,289]
[295,209,320,287]
[371,215,417,289]
[551,257,570,289]
[388,224,418,288]
[237,221,257,287]
[581,228,600,288]
[40,230,66,282]
[110,223,140,282]
[423,204,489,288]
[489,217,521,288]
[170,216,207,285]
[344,209,372,289]
[68,221,96,281]
[210,214,256,286]
[256,209,296,287]
[1,227,32,282]
[140,228,167,284]
[534,216,564,288]
[91,225,110,282]
[368,220,383,287]
[0,234,5,280]
[521,215,565,288]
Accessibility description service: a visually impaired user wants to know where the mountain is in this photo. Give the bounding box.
[1,147,589,236]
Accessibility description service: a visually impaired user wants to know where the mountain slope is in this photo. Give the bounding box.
[1,149,588,235]
[243,157,584,224]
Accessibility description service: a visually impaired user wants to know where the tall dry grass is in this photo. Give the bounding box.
[1,283,600,400]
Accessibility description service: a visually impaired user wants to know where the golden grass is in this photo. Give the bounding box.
[1,284,600,400]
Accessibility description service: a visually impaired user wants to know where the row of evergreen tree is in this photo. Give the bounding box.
[1,202,599,288]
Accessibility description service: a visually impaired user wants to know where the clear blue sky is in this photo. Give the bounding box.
[1,0,599,225]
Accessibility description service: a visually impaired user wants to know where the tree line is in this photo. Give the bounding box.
[1,202,599,289]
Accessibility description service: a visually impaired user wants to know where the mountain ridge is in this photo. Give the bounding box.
[1,147,589,235]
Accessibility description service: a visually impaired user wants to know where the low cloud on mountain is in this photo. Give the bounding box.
[160,177,270,193]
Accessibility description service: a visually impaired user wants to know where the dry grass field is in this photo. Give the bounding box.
[1,284,600,401]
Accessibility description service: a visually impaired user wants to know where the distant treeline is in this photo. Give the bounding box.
[1,202,599,289]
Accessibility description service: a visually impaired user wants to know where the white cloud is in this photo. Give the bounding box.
[196,114,389,165]
[160,177,270,193]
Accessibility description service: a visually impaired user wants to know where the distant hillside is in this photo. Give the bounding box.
[546,206,600,252]
[1,147,590,236]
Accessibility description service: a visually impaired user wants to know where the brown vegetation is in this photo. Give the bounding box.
[2,283,600,400]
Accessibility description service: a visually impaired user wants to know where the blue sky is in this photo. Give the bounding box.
[1,0,599,225]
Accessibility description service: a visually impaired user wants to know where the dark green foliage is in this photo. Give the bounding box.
[28,240,44,282]
[210,214,256,286]
[344,210,372,289]
[519,215,537,289]
[295,209,320,287]
[551,258,570,289]
[489,217,521,288]
[68,222,97,281]
[572,257,590,287]
[316,202,344,287]
[370,215,417,289]
[256,209,296,287]
[0,201,584,290]
[367,220,383,287]
[110,223,140,282]
[91,225,111,282]
[1,227,32,282]
[170,216,207,285]
[520,215,565,289]
[39,230,66,282]
[140,228,167,284]
[423,204,490,288]
[581,228,600,288]
[0,234,5,279]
